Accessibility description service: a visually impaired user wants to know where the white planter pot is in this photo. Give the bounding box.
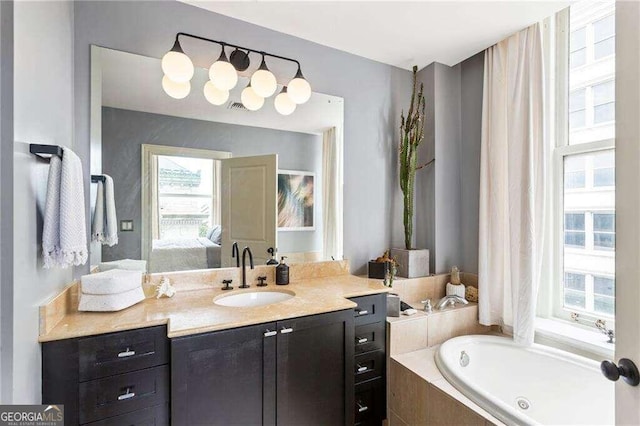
[390,248,430,278]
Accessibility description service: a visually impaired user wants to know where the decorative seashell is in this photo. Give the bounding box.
[155,276,176,299]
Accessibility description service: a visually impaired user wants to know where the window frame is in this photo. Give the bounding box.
[141,144,231,263]
[549,7,616,328]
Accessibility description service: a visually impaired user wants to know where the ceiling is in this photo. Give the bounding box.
[100,47,343,135]
[181,1,571,70]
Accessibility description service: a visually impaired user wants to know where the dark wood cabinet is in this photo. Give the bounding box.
[276,310,354,426]
[171,321,277,426]
[171,309,354,426]
[349,294,387,426]
[41,326,170,426]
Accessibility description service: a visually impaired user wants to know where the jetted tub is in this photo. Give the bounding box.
[435,335,614,426]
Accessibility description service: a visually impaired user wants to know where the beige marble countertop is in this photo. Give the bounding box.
[39,274,390,342]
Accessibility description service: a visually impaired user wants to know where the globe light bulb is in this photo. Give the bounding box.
[287,69,312,104]
[274,87,296,116]
[161,40,194,83]
[203,81,229,106]
[241,85,265,111]
[162,75,190,99]
[251,57,277,98]
[209,49,238,91]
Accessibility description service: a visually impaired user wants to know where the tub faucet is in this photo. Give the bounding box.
[435,295,468,310]
[240,246,254,289]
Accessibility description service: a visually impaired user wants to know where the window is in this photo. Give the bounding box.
[564,155,586,189]
[594,14,615,60]
[549,0,616,323]
[156,155,216,240]
[593,150,615,186]
[569,89,586,129]
[564,273,586,309]
[564,213,586,247]
[141,144,231,262]
[593,80,615,124]
[593,212,615,249]
[570,27,586,68]
[594,276,615,315]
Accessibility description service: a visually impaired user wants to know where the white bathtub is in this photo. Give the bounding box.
[435,335,614,426]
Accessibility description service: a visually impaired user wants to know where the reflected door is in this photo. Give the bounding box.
[220,155,277,267]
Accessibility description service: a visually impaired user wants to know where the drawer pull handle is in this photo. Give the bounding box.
[281,327,294,334]
[357,402,369,413]
[357,337,368,344]
[356,309,369,316]
[117,348,135,358]
[357,365,368,373]
[264,330,277,337]
[117,388,136,401]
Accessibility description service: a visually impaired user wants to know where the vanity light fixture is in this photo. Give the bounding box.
[251,55,278,98]
[203,80,229,106]
[161,32,312,114]
[274,87,296,116]
[208,47,238,91]
[240,82,265,111]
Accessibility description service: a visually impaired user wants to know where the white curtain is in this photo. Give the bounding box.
[322,127,343,260]
[478,23,546,345]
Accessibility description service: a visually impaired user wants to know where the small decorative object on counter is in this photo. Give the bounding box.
[466,285,479,302]
[446,265,466,299]
[387,294,401,317]
[276,256,290,285]
[369,250,399,286]
[450,265,461,284]
[155,276,176,299]
[421,298,433,314]
[266,247,279,265]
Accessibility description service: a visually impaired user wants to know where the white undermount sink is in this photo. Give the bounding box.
[214,290,295,308]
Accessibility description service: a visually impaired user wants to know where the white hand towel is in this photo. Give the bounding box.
[91,174,118,246]
[91,180,104,243]
[42,148,88,268]
[103,175,118,246]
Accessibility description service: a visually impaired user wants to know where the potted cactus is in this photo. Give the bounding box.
[391,66,432,278]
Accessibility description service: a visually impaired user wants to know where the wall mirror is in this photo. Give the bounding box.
[90,46,344,273]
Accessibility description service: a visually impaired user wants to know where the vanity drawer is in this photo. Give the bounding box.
[84,404,169,426]
[354,378,385,426]
[78,326,169,381]
[351,294,387,326]
[79,365,169,424]
[354,321,385,354]
[354,350,384,384]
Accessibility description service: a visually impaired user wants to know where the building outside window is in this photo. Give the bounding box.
[557,0,616,323]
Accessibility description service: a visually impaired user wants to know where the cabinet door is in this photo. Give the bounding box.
[276,309,354,426]
[171,322,277,426]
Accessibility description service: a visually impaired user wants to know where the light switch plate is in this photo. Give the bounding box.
[120,220,134,232]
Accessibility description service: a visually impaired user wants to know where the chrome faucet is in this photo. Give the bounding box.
[240,246,254,289]
[435,295,468,310]
[231,242,240,268]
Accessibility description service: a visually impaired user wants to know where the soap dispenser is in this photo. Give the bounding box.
[266,247,278,265]
[276,256,289,285]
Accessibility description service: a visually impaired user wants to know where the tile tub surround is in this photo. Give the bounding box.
[38,260,390,342]
[388,271,478,305]
[389,346,504,426]
[387,302,490,356]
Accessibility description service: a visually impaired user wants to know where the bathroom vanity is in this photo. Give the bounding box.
[40,269,388,426]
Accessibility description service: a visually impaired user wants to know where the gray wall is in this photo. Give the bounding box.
[460,52,484,273]
[100,107,323,262]
[11,1,75,403]
[413,55,484,275]
[0,0,14,402]
[74,1,412,277]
